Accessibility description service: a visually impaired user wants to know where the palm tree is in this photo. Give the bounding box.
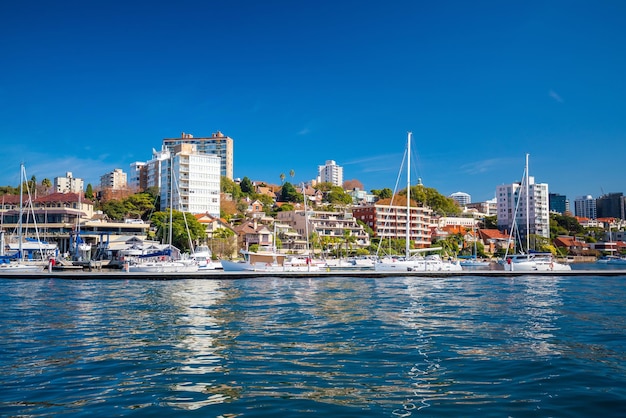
[280,173,286,184]
[289,169,295,180]
[41,178,52,195]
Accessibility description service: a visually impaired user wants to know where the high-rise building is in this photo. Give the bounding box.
[596,193,625,219]
[549,193,568,214]
[574,195,597,219]
[128,162,146,191]
[54,172,84,193]
[100,168,127,191]
[160,144,221,216]
[449,191,471,206]
[162,131,233,180]
[496,176,550,240]
[317,160,343,187]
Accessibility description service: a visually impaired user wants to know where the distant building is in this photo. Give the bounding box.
[54,172,84,194]
[465,198,497,217]
[128,162,146,191]
[100,168,127,191]
[549,193,568,214]
[162,131,234,180]
[449,191,471,206]
[596,193,625,219]
[160,144,221,216]
[317,160,343,187]
[496,176,550,239]
[574,195,597,219]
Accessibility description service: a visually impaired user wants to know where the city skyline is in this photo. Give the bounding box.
[1,1,624,202]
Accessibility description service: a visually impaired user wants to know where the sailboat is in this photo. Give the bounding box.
[503,154,570,272]
[374,132,462,272]
[1,163,57,273]
[460,226,490,268]
[128,153,198,273]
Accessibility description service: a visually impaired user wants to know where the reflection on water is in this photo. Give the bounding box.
[1,275,625,417]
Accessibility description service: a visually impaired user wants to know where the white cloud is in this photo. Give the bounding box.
[549,89,564,103]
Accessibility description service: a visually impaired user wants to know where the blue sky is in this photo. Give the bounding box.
[1,0,624,203]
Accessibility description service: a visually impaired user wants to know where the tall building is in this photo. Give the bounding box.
[160,144,221,216]
[128,162,146,191]
[574,195,597,219]
[100,168,128,191]
[549,193,568,214]
[162,131,234,180]
[496,176,550,240]
[317,160,343,187]
[54,172,84,193]
[596,193,625,219]
[450,191,471,206]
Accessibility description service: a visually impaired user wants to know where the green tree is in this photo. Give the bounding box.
[371,188,393,199]
[101,199,128,221]
[280,173,286,184]
[280,182,301,202]
[221,176,242,201]
[85,184,94,200]
[150,210,206,252]
[289,169,295,180]
[326,186,353,206]
[406,185,461,215]
[240,176,254,194]
[41,178,52,195]
[483,215,498,229]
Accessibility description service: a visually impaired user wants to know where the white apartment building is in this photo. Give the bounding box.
[496,176,550,240]
[54,172,84,193]
[574,195,597,219]
[160,144,221,216]
[317,160,343,187]
[449,191,471,206]
[100,168,127,190]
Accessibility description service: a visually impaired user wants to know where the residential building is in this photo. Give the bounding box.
[160,144,221,216]
[277,209,371,251]
[449,191,471,206]
[496,176,550,240]
[100,168,127,191]
[352,197,433,248]
[549,193,568,214]
[465,198,497,217]
[574,195,597,219]
[596,193,625,219]
[317,160,343,187]
[128,162,146,191]
[54,172,84,193]
[162,131,234,180]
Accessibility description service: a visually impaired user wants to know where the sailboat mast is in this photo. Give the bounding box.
[525,153,530,252]
[18,163,24,261]
[406,132,412,257]
[169,153,174,255]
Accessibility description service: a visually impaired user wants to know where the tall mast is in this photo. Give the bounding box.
[525,153,530,252]
[19,163,24,262]
[406,132,412,257]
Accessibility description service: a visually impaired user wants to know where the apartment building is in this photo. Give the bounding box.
[160,144,221,216]
[496,176,550,239]
[162,131,234,180]
[317,160,343,187]
[352,200,433,249]
[54,172,84,193]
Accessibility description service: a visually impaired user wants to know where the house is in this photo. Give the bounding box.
[233,219,273,250]
[553,236,591,255]
[478,229,511,254]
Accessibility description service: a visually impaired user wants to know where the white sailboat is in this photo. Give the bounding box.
[374,132,462,272]
[503,154,570,272]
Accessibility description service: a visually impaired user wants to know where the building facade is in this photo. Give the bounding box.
[162,131,234,180]
[449,191,471,206]
[549,193,568,214]
[54,172,84,193]
[100,168,128,191]
[317,160,343,187]
[352,202,433,248]
[574,195,597,219]
[160,144,221,216]
[596,193,625,219]
[128,162,147,191]
[496,176,550,240]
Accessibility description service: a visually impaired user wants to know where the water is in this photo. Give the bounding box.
[1,274,625,417]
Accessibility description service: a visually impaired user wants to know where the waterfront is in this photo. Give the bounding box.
[1,274,625,417]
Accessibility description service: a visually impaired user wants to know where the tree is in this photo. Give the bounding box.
[280,182,301,202]
[150,210,206,252]
[325,186,353,205]
[406,185,461,215]
[289,169,295,180]
[371,188,393,199]
[221,176,242,201]
[240,176,254,194]
[280,173,286,184]
[41,178,52,195]
[343,179,364,190]
[85,184,94,200]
